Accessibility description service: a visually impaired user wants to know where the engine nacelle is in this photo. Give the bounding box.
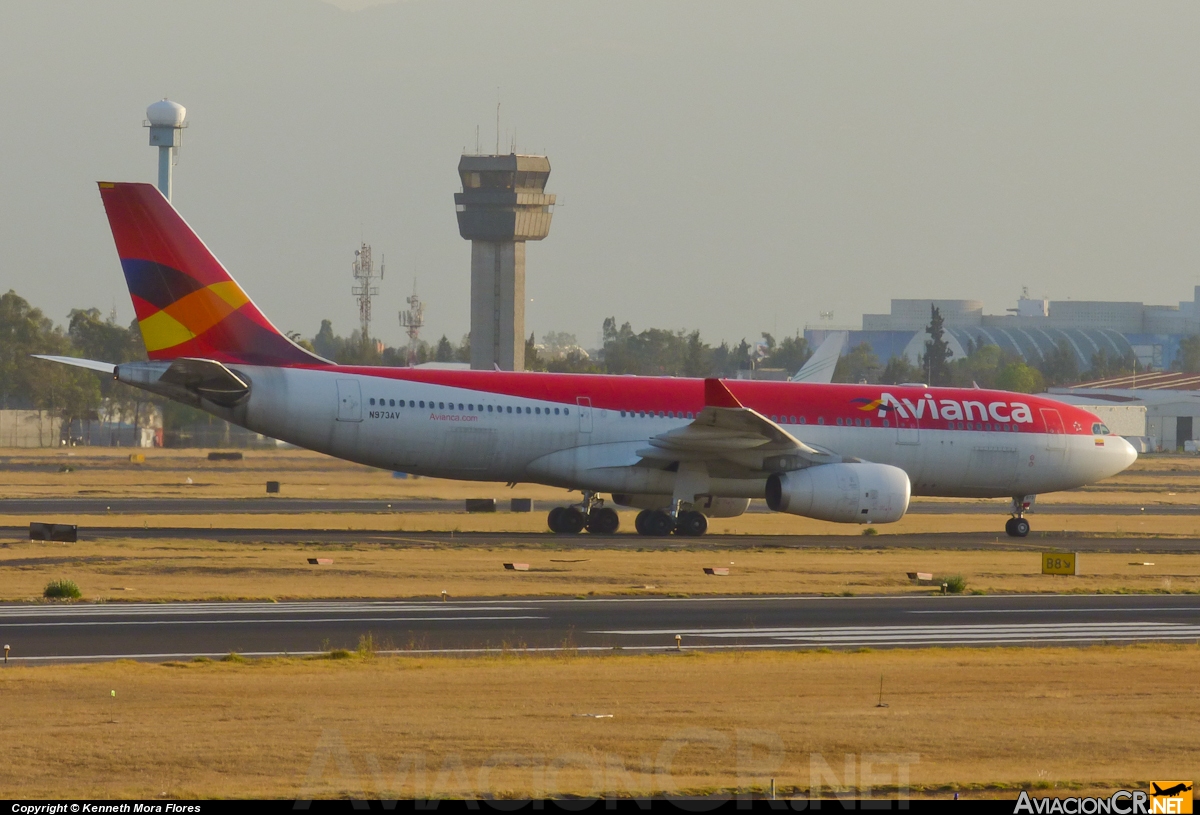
[610,493,751,518]
[765,463,910,524]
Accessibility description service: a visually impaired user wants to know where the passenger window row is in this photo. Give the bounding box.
[620,410,696,419]
[367,397,569,417]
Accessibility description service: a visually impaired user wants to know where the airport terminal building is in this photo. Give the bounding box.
[807,288,1200,373]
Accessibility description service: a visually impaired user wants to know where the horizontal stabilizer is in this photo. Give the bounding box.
[159,357,249,406]
[32,355,117,375]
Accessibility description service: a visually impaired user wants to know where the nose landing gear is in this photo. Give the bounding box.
[1004,517,1030,537]
[1005,495,1035,538]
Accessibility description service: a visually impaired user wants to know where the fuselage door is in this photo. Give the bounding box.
[336,378,363,423]
[576,396,593,433]
[1040,408,1065,449]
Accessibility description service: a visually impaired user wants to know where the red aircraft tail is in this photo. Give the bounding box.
[98,182,326,366]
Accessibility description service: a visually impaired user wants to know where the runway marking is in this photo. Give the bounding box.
[0,603,537,618]
[595,622,1200,646]
[0,615,545,628]
[909,607,1200,614]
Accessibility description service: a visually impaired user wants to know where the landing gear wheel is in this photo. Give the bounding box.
[675,510,708,536]
[646,510,675,537]
[586,507,620,534]
[548,506,585,534]
[1005,517,1030,537]
[634,509,652,536]
[558,507,586,534]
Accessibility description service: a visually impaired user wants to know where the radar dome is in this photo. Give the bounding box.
[146,99,186,127]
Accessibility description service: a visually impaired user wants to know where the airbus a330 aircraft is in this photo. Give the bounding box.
[39,183,1138,538]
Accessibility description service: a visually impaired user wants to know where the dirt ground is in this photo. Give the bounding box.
[3,446,1200,507]
[0,645,1195,799]
[0,538,1195,602]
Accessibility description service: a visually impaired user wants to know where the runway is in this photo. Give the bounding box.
[1,496,1194,516]
[2,594,1197,662]
[3,525,1200,552]
[3,525,1200,551]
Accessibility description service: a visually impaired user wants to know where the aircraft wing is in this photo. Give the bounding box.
[637,379,838,471]
[790,331,846,383]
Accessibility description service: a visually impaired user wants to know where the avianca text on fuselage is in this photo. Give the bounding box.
[860,392,1035,424]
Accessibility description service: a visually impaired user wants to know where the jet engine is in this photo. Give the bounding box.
[765,463,910,524]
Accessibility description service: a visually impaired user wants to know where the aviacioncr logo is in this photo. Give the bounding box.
[855,393,1035,424]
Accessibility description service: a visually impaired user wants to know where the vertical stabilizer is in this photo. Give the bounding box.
[98,182,326,365]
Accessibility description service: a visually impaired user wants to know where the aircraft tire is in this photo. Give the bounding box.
[547,507,566,533]
[647,510,675,537]
[1013,518,1030,538]
[586,507,620,534]
[675,510,708,536]
[1004,518,1017,537]
[559,507,587,534]
[634,510,652,535]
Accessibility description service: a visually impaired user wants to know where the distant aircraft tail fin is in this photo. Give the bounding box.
[791,331,847,383]
[97,182,326,366]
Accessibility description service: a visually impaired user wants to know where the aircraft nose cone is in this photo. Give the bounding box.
[1117,436,1138,471]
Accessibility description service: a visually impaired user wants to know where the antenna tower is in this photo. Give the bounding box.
[351,243,382,349]
[399,280,426,365]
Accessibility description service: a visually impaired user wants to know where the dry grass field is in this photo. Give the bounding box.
[3,445,1200,508]
[0,645,1195,799]
[1,538,1196,602]
[3,447,1200,600]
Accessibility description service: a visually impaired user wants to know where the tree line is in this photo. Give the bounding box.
[0,291,1171,434]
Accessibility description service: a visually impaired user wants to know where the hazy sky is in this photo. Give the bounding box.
[3,1,1200,350]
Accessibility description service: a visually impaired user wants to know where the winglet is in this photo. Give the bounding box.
[704,378,743,408]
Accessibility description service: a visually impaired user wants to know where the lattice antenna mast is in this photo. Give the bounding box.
[399,279,425,365]
[351,243,382,349]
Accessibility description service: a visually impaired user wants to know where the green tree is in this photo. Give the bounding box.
[880,356,923,385]
[455,334,471,365]
[524,332,545,371]
[313,319,338,360]
[995,362,1046,393]
[1177,335,1200,373]
[921,305,953,385]
[948,341,1025,389]
[762,332,811,374]
[1039,340,1080,386]
[434,335,454,362]
[0,291,101,430]
[833,342,882,384]
[1087,347,1137,379]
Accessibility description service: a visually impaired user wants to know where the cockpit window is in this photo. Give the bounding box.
[1092,422,1110,435]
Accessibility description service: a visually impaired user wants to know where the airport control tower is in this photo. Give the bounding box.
[455,154,555,371]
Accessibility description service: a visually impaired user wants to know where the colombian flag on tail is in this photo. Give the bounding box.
[97,182,326,366]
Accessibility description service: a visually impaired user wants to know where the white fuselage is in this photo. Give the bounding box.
[230,366,1136,501]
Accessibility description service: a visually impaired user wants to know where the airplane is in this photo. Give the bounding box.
[1151,783,1192,797]
[36,182,1138,538]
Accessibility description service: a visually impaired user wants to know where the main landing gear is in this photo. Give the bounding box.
[633,508,708,537]
[1005,495,1035,538]
[547,491,620,535]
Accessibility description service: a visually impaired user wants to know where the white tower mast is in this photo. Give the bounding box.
[144,99,187,201]
[399,280,425,365]
[351,243,382,351]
